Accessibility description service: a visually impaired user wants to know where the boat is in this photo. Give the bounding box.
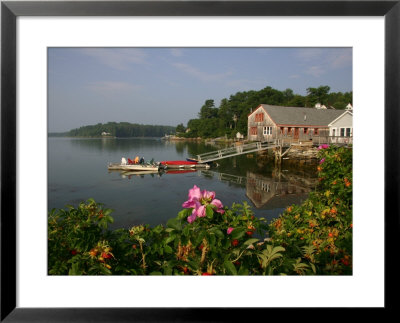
[108,163,159,172]
[159,160,210,169]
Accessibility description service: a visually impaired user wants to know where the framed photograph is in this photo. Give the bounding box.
[1,0,398,321]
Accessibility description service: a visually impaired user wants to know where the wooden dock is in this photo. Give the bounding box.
[195,136,352,164]
[195,142,279,163]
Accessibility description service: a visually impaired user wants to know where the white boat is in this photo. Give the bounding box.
[108,158,160,171]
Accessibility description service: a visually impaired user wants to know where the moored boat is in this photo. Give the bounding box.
[108,163,159,172]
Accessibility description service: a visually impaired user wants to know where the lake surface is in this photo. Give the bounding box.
[48,137,318,229]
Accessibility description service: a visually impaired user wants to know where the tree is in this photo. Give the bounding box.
[198,99,218,119]
[283,88,294,102]
[176,123,186,133]
[306,85,331,106]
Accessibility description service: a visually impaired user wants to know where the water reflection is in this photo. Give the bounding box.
[109,168,197,180]
[199,169,317,210]
[110,164,318,211]
[49,138,319,228]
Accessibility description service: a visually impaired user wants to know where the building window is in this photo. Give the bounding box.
[263,126,272,135]
[280,127,285,134]
[340,128,352,137]
[287,127,292,134]
[255,113,264,122]
[332,128,336,137]
[303,128,308,134]
[314,128,319,135]
[250,127,257,135]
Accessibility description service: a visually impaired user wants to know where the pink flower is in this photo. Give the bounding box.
[227,227,234,235]
[318,144,329,150]
[319,158,325,164]
[182,185,225,223]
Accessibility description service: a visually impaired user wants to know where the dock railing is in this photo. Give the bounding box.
[196,141,278,163]
[273,136,352,147]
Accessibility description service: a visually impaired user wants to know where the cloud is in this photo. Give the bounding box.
[328,50,352,68]
[172,62,233,82]
[79,48,147,70]
[293,48,351,78]
[305,65,326,77]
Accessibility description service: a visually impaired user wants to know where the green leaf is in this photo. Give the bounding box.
[238,266,249,275]
[150,271,163,275]
[209,234,216,247]
[223,260,237,275]
[206,205,214,218]
[165,235,176,245]
[164,266,173,275]
[230,228,245,240]
[260,245,285,268]
[104,208,113,216]
[182,225,190,237]
[164,245,173,254]
[166,218,182,231]
[243,238,259,246]
[153,225,164,234]
[209,227,224,239]
[68,262,82,275]
[177,208,192,220]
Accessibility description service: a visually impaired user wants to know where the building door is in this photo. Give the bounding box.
[294,128,299,139]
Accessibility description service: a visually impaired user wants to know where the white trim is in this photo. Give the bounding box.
[328,110,353,127]
[263,126,272,135]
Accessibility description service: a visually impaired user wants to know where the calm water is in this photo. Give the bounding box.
[48,137,318,229]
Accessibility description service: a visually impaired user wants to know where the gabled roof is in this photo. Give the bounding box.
[254,104,345,127]
[328,110,353,126]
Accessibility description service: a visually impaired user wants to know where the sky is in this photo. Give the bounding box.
[48,47,352,132]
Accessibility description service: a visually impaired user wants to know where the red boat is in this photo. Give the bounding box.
[159,160,210,169]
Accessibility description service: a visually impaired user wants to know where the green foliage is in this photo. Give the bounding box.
[48,146,352,275]
[268,145,353,275]
[175,123,186,133]
[67,122,175,138]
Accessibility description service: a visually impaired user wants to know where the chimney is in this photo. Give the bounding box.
[304,113,307,121]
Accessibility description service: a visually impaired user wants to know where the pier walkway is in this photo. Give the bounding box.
[195,135,352,164]
[195,142,278,163]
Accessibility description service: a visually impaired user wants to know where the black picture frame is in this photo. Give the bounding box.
[1,0,398,321]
